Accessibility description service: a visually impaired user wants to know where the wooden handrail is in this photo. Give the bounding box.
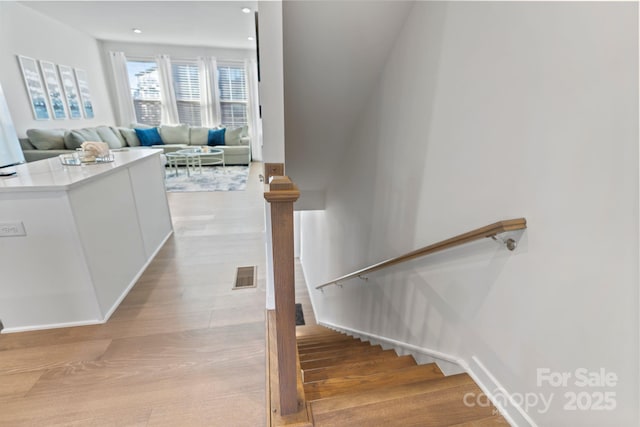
[316,218,527,290]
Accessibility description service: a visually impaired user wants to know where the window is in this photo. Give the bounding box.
[172,62,201,127]
[125,58,249,129]
[218,63,248,128]
[127,60,161,126]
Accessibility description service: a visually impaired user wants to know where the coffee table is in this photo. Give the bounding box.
[166,151,199,177]
[176,147,225,175]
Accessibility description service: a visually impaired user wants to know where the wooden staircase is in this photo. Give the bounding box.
[291,325,508,426]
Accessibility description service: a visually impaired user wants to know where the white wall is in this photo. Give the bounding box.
[0,2,115,137]
[300,2,638,426]
[258,1,286,310]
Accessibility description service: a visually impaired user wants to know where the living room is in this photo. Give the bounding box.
[0,0,262,167]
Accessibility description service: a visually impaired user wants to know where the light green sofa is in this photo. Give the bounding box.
[20,124,251,165]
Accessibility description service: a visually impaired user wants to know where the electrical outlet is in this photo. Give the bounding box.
[0,221,26,237]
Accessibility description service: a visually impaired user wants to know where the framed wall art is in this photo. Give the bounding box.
[39,60,67,120]
[74,68,94,119]
[58,64,82,119]
[17,55,50,120]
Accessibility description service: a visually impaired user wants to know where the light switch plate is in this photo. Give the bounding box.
[0,221,26,237]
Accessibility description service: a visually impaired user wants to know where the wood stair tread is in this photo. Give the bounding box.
[299,345,383,361]
[310,373,474,415]
[297,337,364,347]
[304,363,444,400]
[302,354,417,383]
[312,380,498,426]
[297,340,369,354]
[297,336,355,346]
[300,349,397,370]
[295,325,336,338]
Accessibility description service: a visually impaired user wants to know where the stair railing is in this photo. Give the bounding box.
[316,218,527,290]
[264,175,300,416]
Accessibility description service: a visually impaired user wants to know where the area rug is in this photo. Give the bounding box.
[165,165,250,192]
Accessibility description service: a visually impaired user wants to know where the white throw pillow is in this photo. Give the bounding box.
[225,127,243,146]
[189,127,210,146]
[159,124,189,144]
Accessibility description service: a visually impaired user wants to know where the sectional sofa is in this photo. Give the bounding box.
[20,124,251,165]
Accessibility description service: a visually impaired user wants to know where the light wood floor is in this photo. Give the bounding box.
[0,163,279,426]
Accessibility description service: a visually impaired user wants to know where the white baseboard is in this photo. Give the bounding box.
[319,321,535,427]
[2,319,103,334]
[319,320,463,365]
[467,356,538,427]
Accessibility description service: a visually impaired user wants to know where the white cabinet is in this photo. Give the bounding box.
[0,150,172,332]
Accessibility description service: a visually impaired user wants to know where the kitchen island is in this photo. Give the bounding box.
[0,149,172,332]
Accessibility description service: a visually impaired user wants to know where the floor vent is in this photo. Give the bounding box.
[233,266,257,290]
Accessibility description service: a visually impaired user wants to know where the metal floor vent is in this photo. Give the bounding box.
[233,266,257,290]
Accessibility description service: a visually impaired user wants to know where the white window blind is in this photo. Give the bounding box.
[126,58,250,129]
[126,60,161,126]
[218,62,248,128]
[172,62,201,126]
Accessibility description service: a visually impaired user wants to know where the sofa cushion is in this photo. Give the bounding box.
[224,127,244,146]
[189,127,210,146]
[119,128,140,147]
[19,138,35,150]
[95,126,125,149]
[26,128,66,150]
[159,124,189,144]
[135,128,163,147]
[109,126,127,147]
[207,128,226,146]
[64,128,101,150]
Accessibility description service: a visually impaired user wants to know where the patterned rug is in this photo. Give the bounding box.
[165,165,250,192]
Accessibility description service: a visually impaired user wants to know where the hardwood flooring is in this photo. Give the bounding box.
[0,163,270,426]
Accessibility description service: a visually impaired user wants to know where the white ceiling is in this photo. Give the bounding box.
[19,1,258,49]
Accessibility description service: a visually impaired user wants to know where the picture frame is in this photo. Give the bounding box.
[17,55,50,120]
[74,68,94,119]
[58,64,82,119]
[39,60,67,120]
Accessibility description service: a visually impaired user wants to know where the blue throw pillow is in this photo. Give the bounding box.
[135,127,163,147]
[207,128,226,146]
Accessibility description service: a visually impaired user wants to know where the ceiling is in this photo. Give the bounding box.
[19,1,258,49]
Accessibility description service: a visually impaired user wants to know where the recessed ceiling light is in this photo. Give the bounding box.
[132,28,142,34]
[247,36,254,41]
[241,7,251,13]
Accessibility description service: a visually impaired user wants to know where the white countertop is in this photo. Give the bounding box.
[0,149,163,192]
